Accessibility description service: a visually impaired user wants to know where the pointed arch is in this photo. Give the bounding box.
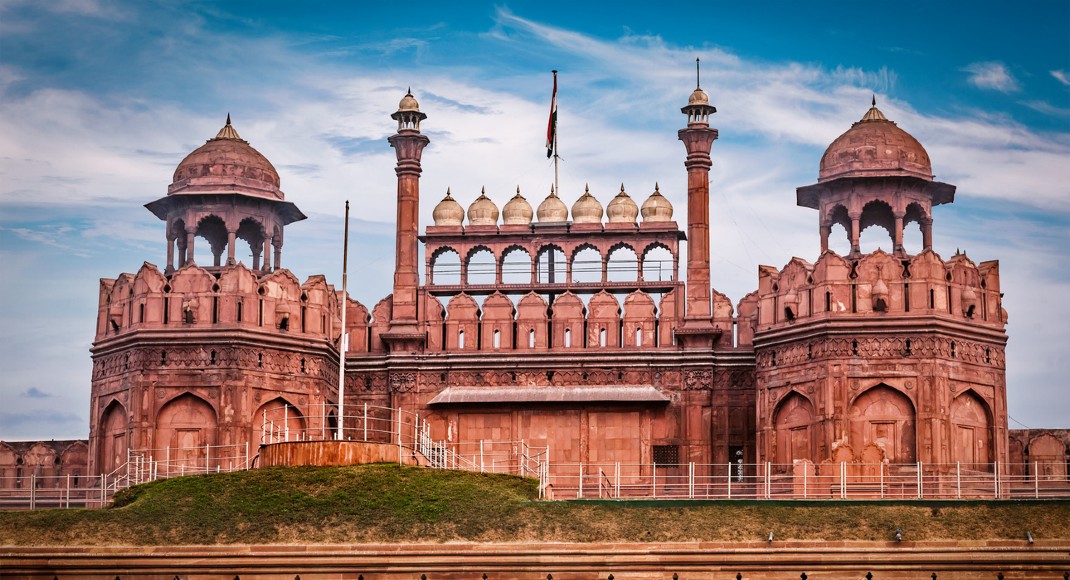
[98,399,129,475]
[849,384,916,463]
[253,397,307,445]
[773,392,816,465]
[950,390,992,466]
[155,393,218,474]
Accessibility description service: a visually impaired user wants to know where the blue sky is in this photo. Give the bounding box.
[1,1,1067,439]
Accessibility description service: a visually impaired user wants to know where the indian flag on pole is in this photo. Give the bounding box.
[546,70,557,158]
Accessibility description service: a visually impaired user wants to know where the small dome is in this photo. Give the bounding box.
[171,115,282,199]
[819,99,933,183]
[536,186,568,223]
[606,183,639,224]
[432,188,464,226]
[502,187,533,225]
[688,87,710,106]
[571,184,603,224]
[467,187,499,226]
[397,88,420,112]
[640,183,673,222]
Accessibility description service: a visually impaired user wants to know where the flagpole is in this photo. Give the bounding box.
[553,72,559,198]
[336,200,350,441]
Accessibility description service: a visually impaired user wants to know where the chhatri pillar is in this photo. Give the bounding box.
[382,89,430,353]
[675,60,721,349]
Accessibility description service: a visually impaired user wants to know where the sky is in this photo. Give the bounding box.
[1,1,1068,440]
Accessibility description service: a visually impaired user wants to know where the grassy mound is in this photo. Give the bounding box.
[1,464,1067,545]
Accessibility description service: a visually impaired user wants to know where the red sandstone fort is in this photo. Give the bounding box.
[2,80,1068,501]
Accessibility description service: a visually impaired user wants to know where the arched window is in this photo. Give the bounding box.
[430,248,461,285]
[564,328,572,348]
[606,245,639,282]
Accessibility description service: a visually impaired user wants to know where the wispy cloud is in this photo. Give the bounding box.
[1022,100,1070,118]
[1051,70,1070,87]
[963,61,1020,92]
[21,387,50,398]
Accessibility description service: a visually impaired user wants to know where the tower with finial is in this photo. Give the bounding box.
[675,58,720,348]
[383,88,431,352]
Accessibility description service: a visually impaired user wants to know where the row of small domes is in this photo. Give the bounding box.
[432,184,674,227]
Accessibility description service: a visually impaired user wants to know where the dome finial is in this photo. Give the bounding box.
[213,114,243,140]
[696,57,701,89]
[550,184,556,197]
[446,186,452,198]
[655,182,660,192]
[481,185,486,196]
[517,185,521,195]
[872,94,877,107]
[620,183,626,193]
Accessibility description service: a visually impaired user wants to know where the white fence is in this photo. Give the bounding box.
[544,461,1070,501]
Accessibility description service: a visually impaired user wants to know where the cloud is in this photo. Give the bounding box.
[1022,100,1070,117]
[963,61,1020,92]
[20,387,50,398]
[1051,70,1070,87]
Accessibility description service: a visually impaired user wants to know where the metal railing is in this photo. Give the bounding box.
[545,461,1070,500]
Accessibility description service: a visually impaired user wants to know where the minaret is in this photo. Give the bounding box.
[383,89,430,352]
[675,59,720,349]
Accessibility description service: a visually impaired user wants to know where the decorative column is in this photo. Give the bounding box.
[893,211,905,256]
[849,213,861,256]
[226,229,237,266]
[921,217,933,251]
[819,222,831,254]
[382,89,430,353]
[185,229,197,266]
[263,237,272,272]
[675,61,721,349]
[166,235,176,274]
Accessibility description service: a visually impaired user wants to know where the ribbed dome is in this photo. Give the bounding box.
[432,188,464,226]
[171,116,282,199]
[397,88,420,112]
[819,100,933,183]
[467,188,499,226]
[688,87,710,106]
[536,187,568,223]
[640,183,673,222]
[502,187,533,225]
[606,183,638,224]
[571,184,603,224]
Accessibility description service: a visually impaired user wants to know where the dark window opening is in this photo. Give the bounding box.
[807,344,813,360]
[825,291,832,312]
[784,306,795,322]
[279,317,289,331]
[210,350,217,365]
[852,340,859,356]
[257,353,263,368]
[903,284,910,312]
[905,339,912,356]
[851,284,857,313]
[930,288,935,309]
[985,348,991,364]
[160,351,167,365]
[300,358,306,373]
[163,297,170,324]
[184,308,194,324]
[653,445,680,466]
[873,298,887,312]
[950,341,957,358]
[212,296,219,324]
[258,299,264,327]
[237,300,243,323]
[138,303,145,323]
[965,304,975,318]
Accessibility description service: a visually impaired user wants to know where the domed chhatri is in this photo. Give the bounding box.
[536,185,569,223]
[641,183,674,222]
[819,97,932,183]
[170,115,283,199]
[432,188,464,227]
[467,187,500,226]
[397,87,420,112]
[571,184,604,224]
[502,187,534,225]
[606,183,639,224]
[688,87,710,107]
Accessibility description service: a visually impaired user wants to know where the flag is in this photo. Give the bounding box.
[546,70,557,158]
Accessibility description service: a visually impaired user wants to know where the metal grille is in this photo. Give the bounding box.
[653,445,680,466]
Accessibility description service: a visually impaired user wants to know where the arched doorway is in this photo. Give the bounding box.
[849,385,916,463]
[98,400,129,475]
[155,393,217,474]
[950,391,992,467]
[773,392,816,466]
[252,398,307,446]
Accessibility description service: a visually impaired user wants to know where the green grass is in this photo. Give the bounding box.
[1,464,1067,545]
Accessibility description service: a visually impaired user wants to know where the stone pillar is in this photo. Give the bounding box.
[166,236,176,274]
[226,230,237,266]
[383,90,430,352]
[819,223,831,254]
[849,213,861,256]
[186,230,197,266]
[921,218,933,251]
[893,212,905,256]
[263,238,272,272]
[273,241,281,271]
